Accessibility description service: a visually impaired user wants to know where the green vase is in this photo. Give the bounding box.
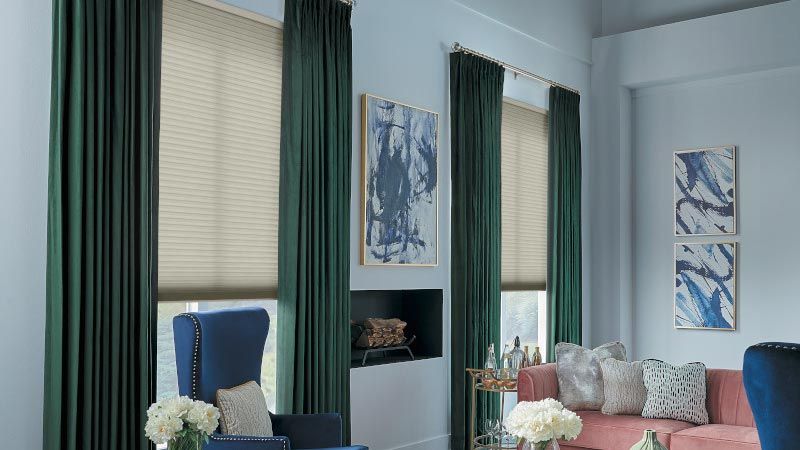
[630,430,667,450]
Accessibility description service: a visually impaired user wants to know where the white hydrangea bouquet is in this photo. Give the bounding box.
[504,399,582,450]
[145,396,220,450]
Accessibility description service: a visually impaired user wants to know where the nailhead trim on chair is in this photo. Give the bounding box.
[177,313,202,399]
[756,343,800,351]
[210,434,288,450]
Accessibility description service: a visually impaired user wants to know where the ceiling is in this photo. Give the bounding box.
[453,0,788,62]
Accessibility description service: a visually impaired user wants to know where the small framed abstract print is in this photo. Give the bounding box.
[674,146,736,236]
[674,242,736,330]
[361,94,438,266]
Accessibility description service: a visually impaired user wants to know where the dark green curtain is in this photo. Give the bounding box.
[277,0,353,442]
[44,1,161,449]
[547,86,582,362]
[450,52,504,450]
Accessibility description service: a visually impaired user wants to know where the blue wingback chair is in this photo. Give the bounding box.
[173,307,364,450]
[743,342,800,450]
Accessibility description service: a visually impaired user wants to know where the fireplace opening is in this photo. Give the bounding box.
[350,289,443,368]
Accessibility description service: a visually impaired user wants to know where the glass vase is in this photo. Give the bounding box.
[522,439,560,450]
[168,438,202,450]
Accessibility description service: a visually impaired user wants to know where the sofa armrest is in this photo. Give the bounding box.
[517,363,559,402]
[270,413,342,449]
[206,434,290,450]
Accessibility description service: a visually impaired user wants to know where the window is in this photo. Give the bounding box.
[500,98,549,360]
[156,300,278,409]
[500,291,547,361]
[156,0,283,409]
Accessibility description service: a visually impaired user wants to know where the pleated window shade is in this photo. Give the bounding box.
[501,99,549,291]
[158,0,282,301]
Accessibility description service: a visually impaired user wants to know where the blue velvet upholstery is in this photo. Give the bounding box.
[743,342,800,450]
[173,307,360,450]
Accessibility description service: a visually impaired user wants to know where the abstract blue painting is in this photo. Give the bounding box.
[674,242,736,330]
[362,94,438,265]
[674,146,736,235]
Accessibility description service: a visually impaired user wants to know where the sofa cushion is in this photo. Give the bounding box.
[671,424,760,450]
[601,359,647,415]
[216,381,273,437]
[642,360,709,425]
[556,342,627,411]
[558,410,694,449]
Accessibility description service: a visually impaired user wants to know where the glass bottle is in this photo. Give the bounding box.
[510,336,526,378]
[532,346,542,366]
[500,344,511,379]
[485,343,497,372]
[522,345,530,369]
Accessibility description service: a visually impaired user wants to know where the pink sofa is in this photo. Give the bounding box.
[517,364,760,450]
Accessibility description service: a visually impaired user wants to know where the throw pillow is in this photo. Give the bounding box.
[556,341,627,411]
[600,359,647,415]
[216,380,273,436]
[641,360,709,425]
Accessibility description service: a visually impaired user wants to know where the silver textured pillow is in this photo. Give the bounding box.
[216,381,273,436]
[600,359,647,415]
[641,360,709,425]
[556,341,627,411]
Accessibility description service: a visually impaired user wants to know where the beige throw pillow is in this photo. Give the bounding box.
[216,381,273,436]
[556,341,627,411]
[600,359,647,415]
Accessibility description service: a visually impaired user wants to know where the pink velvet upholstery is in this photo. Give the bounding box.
[516,365,761,450]
[517,363,558,402]
[706,369,755,427]
[560,411,694,449]
[671,424,760,450]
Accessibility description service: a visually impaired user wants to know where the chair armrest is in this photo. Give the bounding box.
[206,434,290,450]
[517,363,559,402]
[270,413,342,449]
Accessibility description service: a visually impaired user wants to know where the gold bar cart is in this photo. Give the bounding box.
[467,368,519,450]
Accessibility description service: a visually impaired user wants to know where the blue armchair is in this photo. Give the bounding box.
[173,307,364,450]
[743,342,800,450]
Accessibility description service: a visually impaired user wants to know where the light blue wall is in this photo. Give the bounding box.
[633,68,800,368]
[591,0,800,367]
[0,0,52,449]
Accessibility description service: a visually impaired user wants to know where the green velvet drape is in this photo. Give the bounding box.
[277,0,353,442]
[43,1,161,449]
[546,86,583,362]
[450,52,505,450]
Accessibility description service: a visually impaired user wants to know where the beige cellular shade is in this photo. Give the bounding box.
[501,99,549,291]
[158,0,282,301]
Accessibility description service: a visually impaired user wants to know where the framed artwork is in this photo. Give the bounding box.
[674,146,736,236]
[674,242,736,330]
[361,94,438,266]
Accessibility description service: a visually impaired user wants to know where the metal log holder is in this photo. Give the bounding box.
[358,335,417,366]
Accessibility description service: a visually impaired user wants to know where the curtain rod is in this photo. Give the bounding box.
[339,0,355,6]
[451,42,580,95]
